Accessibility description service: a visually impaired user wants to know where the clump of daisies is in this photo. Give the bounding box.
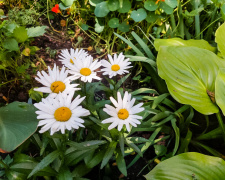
[34,48,144,135]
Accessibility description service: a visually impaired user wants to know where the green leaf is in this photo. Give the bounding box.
[87,149,106,168]
[157,46,220,115]
[0,102,38,152]
[165,0,177,8]
[114,32,144,56]
[108,18,119,28]
[28,150,61,178]
[58,167,72,180]
[145,152,225,180]
[13,26,28,43]
[154,145,167,156]
[116,149,127,176]
[94,2,110,17]
[100,141,117,169]
[118,22,130,32]
[72,163,91,177]
[27,26,47,38]
[159,2,173,14]
[144,0,158,11]
[131,31,155,59]
[145,12,158,23]
[118,0,131,13]
[59,3,70,10]
[89,0,103,6]
[61,0,74,6]
[154,38,216,52]
[215,69,225,115]
[215,23,225,59]
[81,24,89,31]
[107,0,119,11]
[3,38,19,51]
[130,8,147,22]
[95,18,104,33]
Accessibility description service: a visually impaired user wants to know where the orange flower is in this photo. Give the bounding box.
[155,0,165,4]
[52,4,61,13]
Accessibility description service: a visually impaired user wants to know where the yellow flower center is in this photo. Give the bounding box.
[118,109,129,120]
[80,68,91,76]
[70,59,74,64]
[111,64,120,71]
[50,81,66,93]
[54,107,72,122]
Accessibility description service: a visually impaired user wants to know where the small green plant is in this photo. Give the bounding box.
[8,7,39,26]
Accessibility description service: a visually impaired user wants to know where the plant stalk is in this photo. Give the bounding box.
[216,111,225,143]
[194,0,200,39]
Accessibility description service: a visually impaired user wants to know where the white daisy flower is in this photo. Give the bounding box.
[102,91,144,132]
[34,92,90,135]
[67,55,102,83]
[34,64,80,97]
[101,52,132,78]
[59,48,89,67]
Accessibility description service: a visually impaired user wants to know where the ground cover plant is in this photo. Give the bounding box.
[1,0,225,179]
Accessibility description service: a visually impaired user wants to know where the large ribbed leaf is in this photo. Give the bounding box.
[215,23,225,58]
[145,152,225,180]
[0,102,38,152]
[157,46,221,115]
[215,68,225,115]
[154,38,216,52]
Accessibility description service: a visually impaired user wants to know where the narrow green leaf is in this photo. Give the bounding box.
[87,149,106,168]
[114,32,145,57]
[125,139,142,157]
[171,119,180,156]
[100,141,117,169]
[58,167,72,180]
[115,73,130,90]
[131,31,155,59]
[28,150,61,178]
[116,149,127,176]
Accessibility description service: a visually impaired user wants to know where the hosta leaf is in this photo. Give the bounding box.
[215,68,225,115]
[215,23,225,59]
[154,38,216,52]
[157,46,220,115]
[0,102,38,152]
[145,152,225,180]
[130,8,147,22]
[94,2,110,17]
